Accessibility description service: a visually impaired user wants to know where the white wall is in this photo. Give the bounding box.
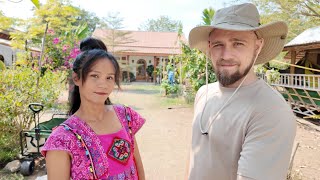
[0,44,14,66]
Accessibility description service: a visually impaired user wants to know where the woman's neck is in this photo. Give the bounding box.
[75,101,112,123]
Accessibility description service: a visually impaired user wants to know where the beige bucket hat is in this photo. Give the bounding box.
[189,3,288,65]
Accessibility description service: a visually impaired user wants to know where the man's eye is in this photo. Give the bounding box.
[107,76,114,80]
[234,42,244,46]
[91,74,98,78]
[211,43,223,48]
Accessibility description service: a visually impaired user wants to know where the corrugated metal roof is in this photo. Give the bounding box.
[285,26,320,47]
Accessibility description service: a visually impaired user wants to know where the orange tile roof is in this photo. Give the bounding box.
[93,29,187,55]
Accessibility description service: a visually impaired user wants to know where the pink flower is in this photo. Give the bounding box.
[48,29,55,35]
[69,48,80,59]
[62,45,70,52]
[53,38,60,44]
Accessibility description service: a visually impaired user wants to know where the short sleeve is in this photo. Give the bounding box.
[126,107,146,135]
[237,107,296,180]
[41,126,74,157]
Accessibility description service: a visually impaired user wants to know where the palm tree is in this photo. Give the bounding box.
[202,7,215,25]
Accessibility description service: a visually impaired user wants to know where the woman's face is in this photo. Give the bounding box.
[74,58,116,105]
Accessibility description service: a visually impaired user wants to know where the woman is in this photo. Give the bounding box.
[41,38,146,180]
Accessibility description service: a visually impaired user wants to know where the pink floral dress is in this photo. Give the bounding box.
[41,105,145,180]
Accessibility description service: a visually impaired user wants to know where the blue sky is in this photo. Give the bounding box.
[0,0,249,38]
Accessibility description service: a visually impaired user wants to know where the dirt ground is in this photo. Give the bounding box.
[6,83,319,180]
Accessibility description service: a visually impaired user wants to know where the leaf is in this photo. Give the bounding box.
[31,0,40,9]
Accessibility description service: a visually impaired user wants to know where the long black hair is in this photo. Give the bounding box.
[69,39,120,115]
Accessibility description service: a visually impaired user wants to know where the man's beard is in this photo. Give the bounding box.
[215,55,255,87]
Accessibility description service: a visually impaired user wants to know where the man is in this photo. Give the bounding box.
[187,3,296,180]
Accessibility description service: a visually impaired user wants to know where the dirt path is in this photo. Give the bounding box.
[110,85,193,180]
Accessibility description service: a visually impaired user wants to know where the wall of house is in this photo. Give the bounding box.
[0,44,14,66]
[307,50,320,67]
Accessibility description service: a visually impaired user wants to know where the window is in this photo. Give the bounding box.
[149,60,151,64]
[122,57,126,60]
[0,55,4,63]
[132,60,134,63]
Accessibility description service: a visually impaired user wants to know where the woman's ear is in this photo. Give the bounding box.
[72,72,81,86]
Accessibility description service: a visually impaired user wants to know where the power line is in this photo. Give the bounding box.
[6,0,24,3]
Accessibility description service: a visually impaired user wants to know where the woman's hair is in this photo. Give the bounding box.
[69,38,120,115]
[80,37,108,52]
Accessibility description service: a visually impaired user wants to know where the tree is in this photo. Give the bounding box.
[138,15,183,32]
[202,7,215,25]
[101,12,135,54]
[9,0,88,70]
[76,8,105,35]
[0,11,15,31]
[248,0,320,41]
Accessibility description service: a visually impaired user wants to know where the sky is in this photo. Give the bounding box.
[0,0,249,38]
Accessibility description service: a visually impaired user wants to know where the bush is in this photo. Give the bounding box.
[161,79,180,95]
[0,67,66,165]
[122,71,136,82]
[0,61,5,71]
[0,67,67,129]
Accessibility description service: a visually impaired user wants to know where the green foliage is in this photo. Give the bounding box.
[10,0,81,50]
[161,79,180,95]
[0,11,15,31]
[146,65,154,77]
[138,15,183,32]
[0,121,20,168]
[0,61,5,71]
[176,43,217,91]
[31,0,40,9]
[0,67,67,130]
[202,7,215,25]
[265,69,280,84]
[250,0,320,41]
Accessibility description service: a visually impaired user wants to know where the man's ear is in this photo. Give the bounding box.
[72,72,81,86]
[256,38,264,55]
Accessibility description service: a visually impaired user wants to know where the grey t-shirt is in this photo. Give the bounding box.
[188,79,296,180]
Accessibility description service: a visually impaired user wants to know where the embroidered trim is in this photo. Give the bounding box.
[61,123,98,179]
[107,137,131,165]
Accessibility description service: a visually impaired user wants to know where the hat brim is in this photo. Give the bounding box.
[189,21,288,65]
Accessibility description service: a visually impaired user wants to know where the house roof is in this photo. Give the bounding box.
[284,26,320,51]
[92,29,187,56]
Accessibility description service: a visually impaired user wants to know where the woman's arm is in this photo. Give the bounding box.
[133,137,145,180]
[46,150,71,180]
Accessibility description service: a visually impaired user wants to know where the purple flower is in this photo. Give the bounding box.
[53,38,60,44]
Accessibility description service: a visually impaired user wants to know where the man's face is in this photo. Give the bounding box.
[208,29,263,87]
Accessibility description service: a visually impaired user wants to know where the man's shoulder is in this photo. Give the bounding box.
[197,82,219,93]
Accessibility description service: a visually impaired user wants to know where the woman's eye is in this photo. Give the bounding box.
[91,74,99,78]
[107,76,114,80]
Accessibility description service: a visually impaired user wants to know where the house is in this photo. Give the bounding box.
[93,29,186,81]
[0,30,15,66]
[0,29,40,67]
[266,26,320,116]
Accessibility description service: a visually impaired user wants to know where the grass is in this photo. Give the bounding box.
[0,171,23,180]
[158,95,192,108]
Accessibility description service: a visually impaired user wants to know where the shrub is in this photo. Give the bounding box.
[0,67,66,165]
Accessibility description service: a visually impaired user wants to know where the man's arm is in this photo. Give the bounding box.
[237,107,296,180]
